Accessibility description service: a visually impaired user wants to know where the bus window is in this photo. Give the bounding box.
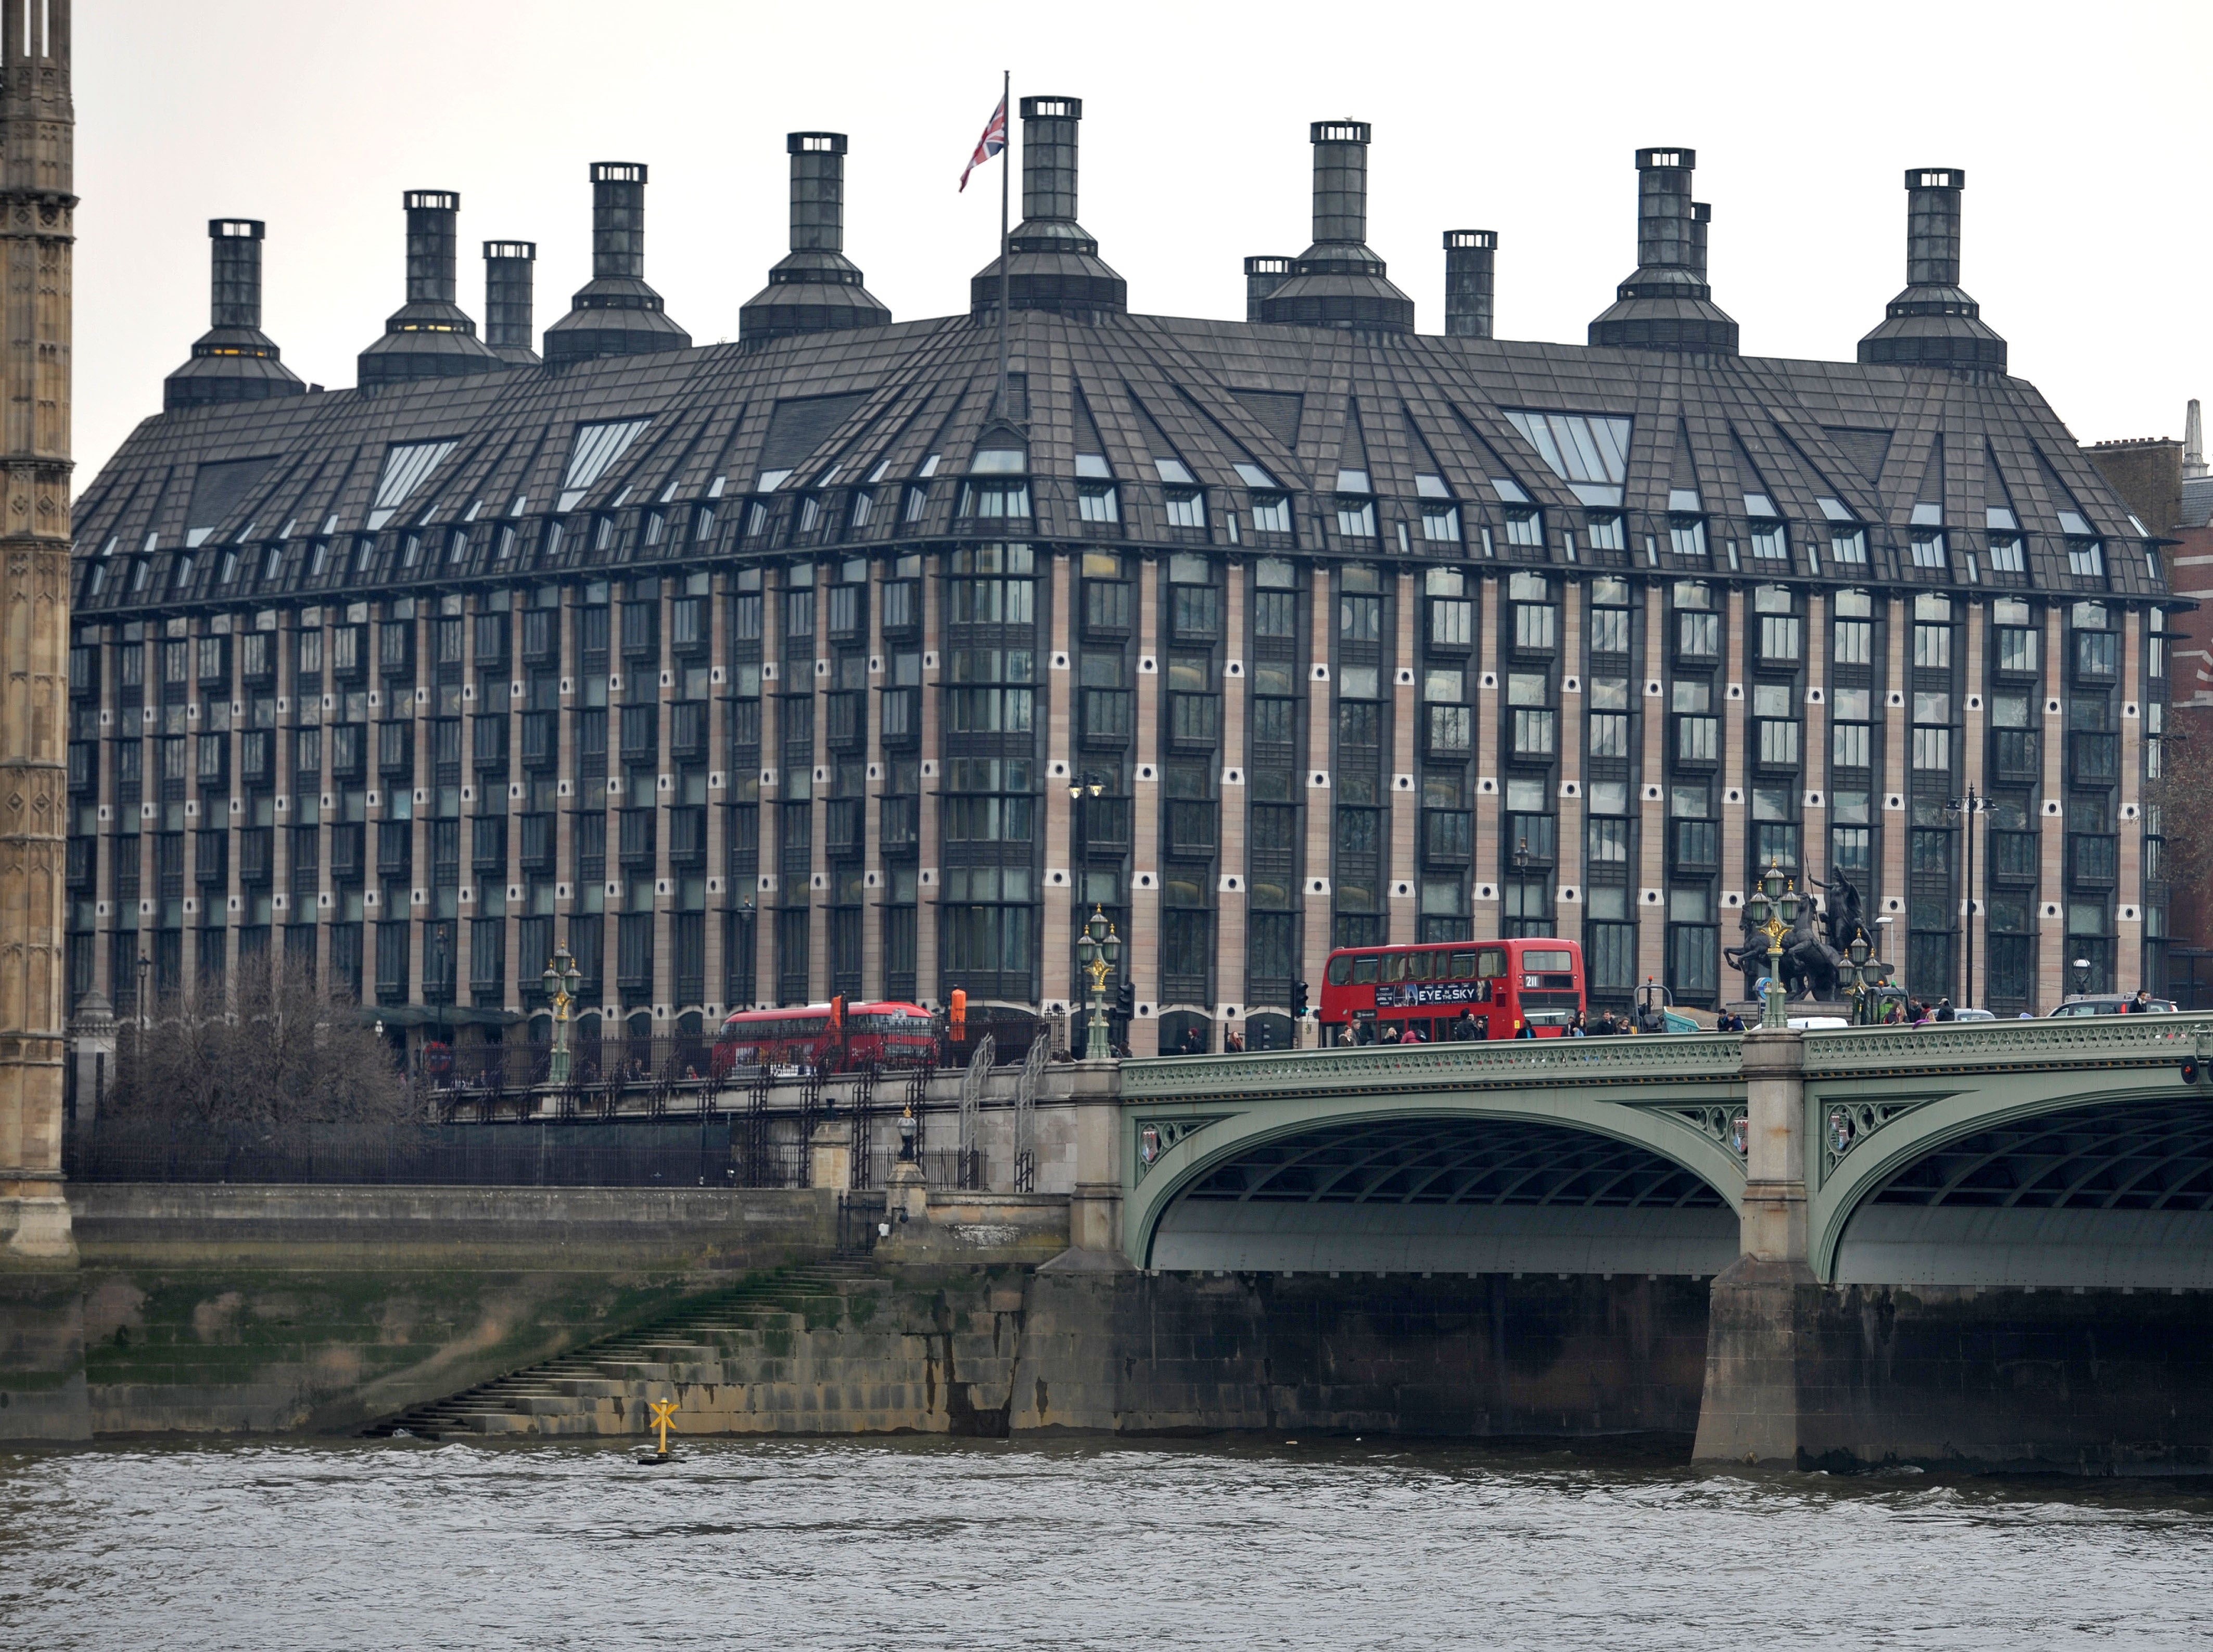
[1382,953,1409,983]
[1327,955,1353,985]
[1450,951,1478,980]
[1404,951,1431,982]
[1524,950,1573,974]
[1477,948,1507,979]
[1353,955,1379,985]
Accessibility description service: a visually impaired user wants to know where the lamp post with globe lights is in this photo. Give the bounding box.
[542,942,583,1086]
[1074,904,1122,1061]
[1742,859,1799,1031]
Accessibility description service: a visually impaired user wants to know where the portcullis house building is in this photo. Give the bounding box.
[66,105,2180,1057]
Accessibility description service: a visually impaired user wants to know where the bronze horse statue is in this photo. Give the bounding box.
[1725,872,1847,1002]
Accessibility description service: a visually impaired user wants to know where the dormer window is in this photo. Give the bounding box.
[1232,464,1289,534]
[1816,498,1866,565]
[1668,487,1702,514]
[1910,502,1945,569]
[1336,468,1371,493]
[1155,458,1196,486]
[757,468,793,492]
[1076,454,1113,479]
[1987,505,2025,574]
[2057,509,2093,536]
[971,447,1026,475]
[959,476,1031,519]
[1744,495,1787,561]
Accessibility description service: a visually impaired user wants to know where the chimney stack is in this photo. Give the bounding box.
[1257,121,1414,333]
[1442,230,1495,340]
[358,190,503,387]
[742,132,891,345]
[970,96,1126,320]
[543,162,692,367]
[2186,399,2206,481]
[164,218,306,411]
[1857,168,2006,372]
[1588,148,1736,353]
[483,240,539,365]
[1244,255,1293,322]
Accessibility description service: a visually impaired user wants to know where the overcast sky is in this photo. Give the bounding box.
[74,0,2211,489]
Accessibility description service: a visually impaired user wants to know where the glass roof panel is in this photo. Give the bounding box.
[366,439,459,530]
[1503,409,1633,486]
[554,418,652,514]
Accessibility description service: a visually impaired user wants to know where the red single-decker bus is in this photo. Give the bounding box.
[1319,937,1586,1044]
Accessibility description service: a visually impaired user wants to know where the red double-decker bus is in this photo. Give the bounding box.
[711,1001,937,1073]
[1319,938,1586,1044]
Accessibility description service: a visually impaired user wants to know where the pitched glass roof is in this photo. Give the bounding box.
[365,439,456,530]
[1504,409,1633,508]
[557,418,651,512]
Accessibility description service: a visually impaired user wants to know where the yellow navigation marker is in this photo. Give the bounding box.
[646,1397,678,1457]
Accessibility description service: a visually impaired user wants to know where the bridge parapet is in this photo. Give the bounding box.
[1121,1033,1746,1100]
[1803,1014,2213,1077]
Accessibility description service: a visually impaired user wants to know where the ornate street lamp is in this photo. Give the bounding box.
[542,941,584,1085]
[1742,859,1799,1030]
[2073,955,2093,998]
[897,1100,918,1163]
[1840,931,1876,1025]
[1074,903,1122,1061]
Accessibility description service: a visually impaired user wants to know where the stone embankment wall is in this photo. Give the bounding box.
[1010,1272,1713,1437]
[64,1184,843,1435]
[393,1264,1713,1442]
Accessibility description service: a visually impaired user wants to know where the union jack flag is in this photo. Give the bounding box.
[959,94,1008,193]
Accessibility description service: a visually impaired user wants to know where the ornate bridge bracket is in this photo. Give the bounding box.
[1134,1115,1231,1180]
[1668,1105,1750,1160]
[1817,1094,1947,1180]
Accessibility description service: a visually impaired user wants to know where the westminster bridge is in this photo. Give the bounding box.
[1108,1015,2213,1289]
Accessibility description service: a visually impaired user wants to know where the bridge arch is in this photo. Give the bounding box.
[1122,1053,1748,1275]
[1800,1019,2213,1285]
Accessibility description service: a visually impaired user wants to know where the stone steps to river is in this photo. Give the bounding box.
[374,1258,1024,1442]
[375,1261,914,1440]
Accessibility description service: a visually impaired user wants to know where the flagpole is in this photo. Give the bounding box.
[997,68,1011,422]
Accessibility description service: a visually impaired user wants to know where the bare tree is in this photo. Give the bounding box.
[108,956,414,1130]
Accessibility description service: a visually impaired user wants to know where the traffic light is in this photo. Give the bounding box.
[2184,1056,2203,1085]
[1293,980,1309,1019]
[1116,976,1135,1019]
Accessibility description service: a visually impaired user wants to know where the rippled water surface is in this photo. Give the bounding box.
[5,1436,2213,1649]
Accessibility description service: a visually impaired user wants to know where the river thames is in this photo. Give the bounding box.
[4,1436,2210,1648]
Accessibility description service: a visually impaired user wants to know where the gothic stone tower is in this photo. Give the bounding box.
[0,0,75,1268]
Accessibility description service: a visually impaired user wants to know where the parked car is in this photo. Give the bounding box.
[1951,1007,1997,1022]
[2047,995,2178,1017]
